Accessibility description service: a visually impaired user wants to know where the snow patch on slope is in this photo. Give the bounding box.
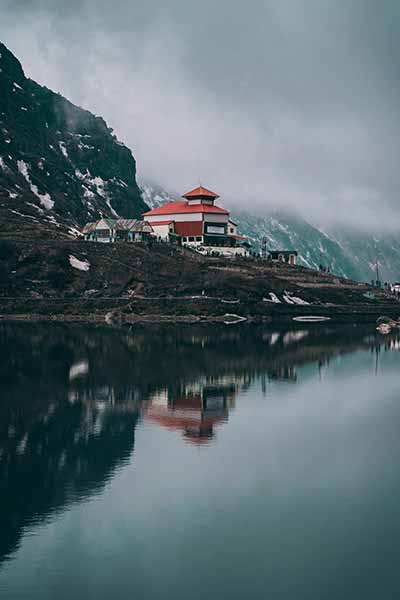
[69,255,90,271]
[17,160,54,209]
[58,141,68,159]
[76,170,119,217]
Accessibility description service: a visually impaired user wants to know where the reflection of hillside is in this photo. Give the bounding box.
[0,397,139,565]
[0,322,398,566]
[2,323,394,395]
[0,324,141,566]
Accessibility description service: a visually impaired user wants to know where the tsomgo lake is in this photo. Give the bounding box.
[0,322,400,599]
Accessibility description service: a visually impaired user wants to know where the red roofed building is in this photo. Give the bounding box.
[143,185,250,256]
[182,185,220,201]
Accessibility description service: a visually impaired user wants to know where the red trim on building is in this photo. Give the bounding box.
[230,234,248,241]
[143,200,228,216]
[182,185,219,199]
[174,221,203,236]
[149,220,174,226]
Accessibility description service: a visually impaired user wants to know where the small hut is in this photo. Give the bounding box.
[268,250,298,265]
[82,219,153,242]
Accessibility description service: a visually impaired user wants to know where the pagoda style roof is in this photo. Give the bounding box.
[143,200,228,216]
[182,185,220,199]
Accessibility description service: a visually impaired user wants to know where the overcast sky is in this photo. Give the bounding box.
[2,0,400,229]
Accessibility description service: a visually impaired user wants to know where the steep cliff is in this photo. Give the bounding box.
[0,42,148,239]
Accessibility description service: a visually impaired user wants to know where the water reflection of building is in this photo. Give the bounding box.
[144,377,239,445]
[386,337,400,351]
[266,364,297,382]
[68,384,141,411]
[3,322,400,568]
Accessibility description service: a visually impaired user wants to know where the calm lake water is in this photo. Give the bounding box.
[1,322,400,599]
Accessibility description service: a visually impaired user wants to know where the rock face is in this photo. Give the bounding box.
[0,42,148,238]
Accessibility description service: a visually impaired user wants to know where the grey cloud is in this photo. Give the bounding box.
[2,0,400,229]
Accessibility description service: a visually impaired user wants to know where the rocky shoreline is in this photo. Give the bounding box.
[1,301,399,325]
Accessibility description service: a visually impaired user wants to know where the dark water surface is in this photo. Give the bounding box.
[1,323,400,599]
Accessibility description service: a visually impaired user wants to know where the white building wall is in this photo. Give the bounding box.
[228,220,238,235]
[150,224,172,240]
[203,213,229,223]
[145,213,202,223]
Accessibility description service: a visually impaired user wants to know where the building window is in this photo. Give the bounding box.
[182,237,187,242]
[188,236,195,242]
[230,228,234,233]
[196,236,202,242]
[205,224,225,235]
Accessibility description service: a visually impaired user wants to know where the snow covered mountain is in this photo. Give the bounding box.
[0,42,148,239]
[140,182,400,282]
[326,226,400,283]
[231,211,359,278]
[140,182,175,210]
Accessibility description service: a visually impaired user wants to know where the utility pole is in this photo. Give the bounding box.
[374,239,381,288]
[261,237,268,260]
[375,258,381,288]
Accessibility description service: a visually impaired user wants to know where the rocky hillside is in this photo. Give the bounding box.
[236,214,400,284]
[2,236,399,323]
[0,42,148,239]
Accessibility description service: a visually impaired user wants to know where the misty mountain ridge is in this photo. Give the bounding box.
[141,182,400,282]
[1,41,399,283]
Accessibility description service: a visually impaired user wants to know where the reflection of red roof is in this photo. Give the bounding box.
[182,185,219,199]
[145,406,227,446]
[230,234,247,241]
[150,220,174,226]
[146,414,215,445]
[143,201,228,216]
[174,221,203,236]
[174,393,202,408]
